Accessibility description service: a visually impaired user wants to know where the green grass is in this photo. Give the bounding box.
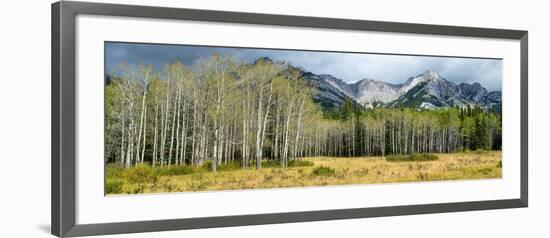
[262,159,314,168]
[311,166,336,177]
[123,164,159,184]
[202,161,243,172]
[105,179,124,194]
[386,153,439,162]
[157,165,196,176]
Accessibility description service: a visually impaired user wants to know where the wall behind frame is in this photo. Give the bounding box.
[0,0,546,238]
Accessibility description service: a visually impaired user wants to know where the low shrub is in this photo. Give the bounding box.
[202,161,242,172]
[263,174,274,182]
[123,164,159,185]
[417,172,429,180]
[311,166,336,177]
[262,159,314,168]
[106,165,125,179]
[473,149,491,154]
[105,179,123,194]
[386,154,439,162]
[157,165,195,176]
[497,161,502,168]
[126,185,145,194]
[155,179,178,192]
[186,173,211,191]
[288,159,314,167]
[262,160,283,168]
[478,168,493,175]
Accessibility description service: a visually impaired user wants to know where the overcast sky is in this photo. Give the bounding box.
[106,42,502,91]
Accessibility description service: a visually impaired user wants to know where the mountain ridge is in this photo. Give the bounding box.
[319,69,501,110]
[257,57,501,111]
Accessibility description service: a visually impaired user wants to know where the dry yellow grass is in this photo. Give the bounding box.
[107,151,502,195]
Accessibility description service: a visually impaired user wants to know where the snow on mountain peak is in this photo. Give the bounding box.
[310,66,500,110]
[398,70,443,94]
[354,79,400,104]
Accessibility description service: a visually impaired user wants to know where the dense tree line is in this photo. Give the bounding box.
[322,100,501,158]
[105,55,501,172]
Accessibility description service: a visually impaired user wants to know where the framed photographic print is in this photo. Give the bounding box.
[52,1,528,237]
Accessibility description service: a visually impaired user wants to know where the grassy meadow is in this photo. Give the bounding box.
[106,151,502,195]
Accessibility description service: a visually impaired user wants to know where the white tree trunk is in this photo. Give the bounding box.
[282,95,296,167]
[255,87,263,169]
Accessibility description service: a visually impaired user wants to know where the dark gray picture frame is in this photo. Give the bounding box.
[52,1,528,237]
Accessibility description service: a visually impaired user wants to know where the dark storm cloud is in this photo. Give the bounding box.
[106,42,502,91]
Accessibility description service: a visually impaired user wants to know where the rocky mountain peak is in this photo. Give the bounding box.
[422,70,440,80]
[250,57,501,111]
[458,82,489,102]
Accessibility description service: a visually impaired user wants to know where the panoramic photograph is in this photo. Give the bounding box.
[104,42,503,195]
